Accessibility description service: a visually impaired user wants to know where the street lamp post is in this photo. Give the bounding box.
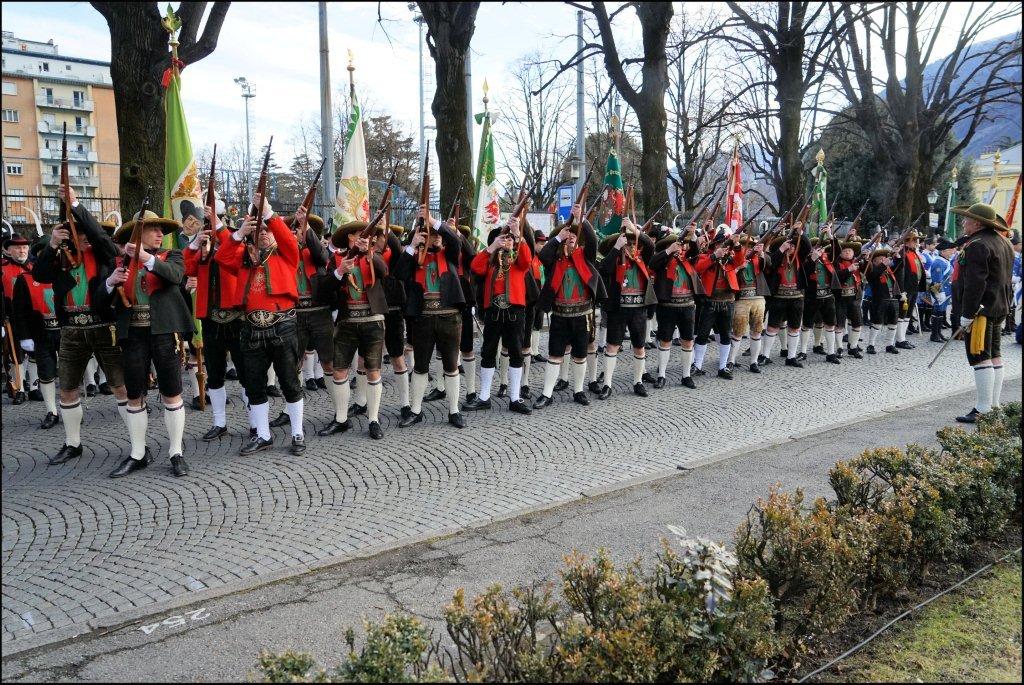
[410,6,426,175]
[927,188,939,237]
[234,76,255,203]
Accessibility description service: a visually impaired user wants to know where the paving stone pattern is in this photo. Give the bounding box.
[2,336,1021,647]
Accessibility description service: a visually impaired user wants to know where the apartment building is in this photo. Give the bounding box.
[1,31,119,225]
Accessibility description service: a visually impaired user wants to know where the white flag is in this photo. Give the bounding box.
[334,88,369,225]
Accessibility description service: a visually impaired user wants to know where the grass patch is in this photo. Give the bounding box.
[823,556,1022,683]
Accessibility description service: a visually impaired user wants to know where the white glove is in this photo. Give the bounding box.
[959,316,973,329]
[20,339,34,353]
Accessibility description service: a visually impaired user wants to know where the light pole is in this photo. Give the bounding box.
[410,6,426,175]
[234,76,255,203]
[318,2,336,210]
[927,188,939,238]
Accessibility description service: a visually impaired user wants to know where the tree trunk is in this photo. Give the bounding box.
[419,2,479,223]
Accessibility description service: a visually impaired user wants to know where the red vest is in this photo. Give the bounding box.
[215,215,299,312]
[184,230,241,317]
[695,250,747,294]
[471,242,532,308]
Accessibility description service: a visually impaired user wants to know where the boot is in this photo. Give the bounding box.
[930,314,947,342]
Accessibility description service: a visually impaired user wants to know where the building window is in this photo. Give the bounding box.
[77,166,90,177]
[1,81,16,96]
[41,62,50,72]
[8,189,26,198]
[65,65,72,71]
[73,90,84,106]
[50,165,58,176]
[5,163,23,175]
[3,135,22,149]
[1,109,18,122]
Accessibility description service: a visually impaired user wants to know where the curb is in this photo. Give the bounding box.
[3,371,1021,659]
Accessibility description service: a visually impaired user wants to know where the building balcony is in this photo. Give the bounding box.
[43,173,99,187]
[35,94,94,111]
[39,148,97,162]
[37,121,95,137]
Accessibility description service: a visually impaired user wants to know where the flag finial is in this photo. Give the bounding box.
[951,165,958,180]
[816,148,825,165]
[482,78,489,108]
[347,49,355,73]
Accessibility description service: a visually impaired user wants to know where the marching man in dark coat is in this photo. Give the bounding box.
[949,203,1014,423]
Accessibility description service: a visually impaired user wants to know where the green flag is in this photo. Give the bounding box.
[596,149,625,237]
[943,178,958,239]
[473,110,500,246]
[810,156,827,237]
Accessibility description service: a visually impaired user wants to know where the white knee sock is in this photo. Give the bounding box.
[285,398,304,438]
[479,366,495,401]
[26,359,37,390]
[530,329,540,355]
[572,360,586,393]
[813,326,823,346]
[163,401,185,457]
[680,348,694,377]
[974,365,994,413]
[60,400,83,447]
[301,353,316,382]
[849,328,861,350]
[330,378,350,423]
[521,354,532,390]
[587,351,598,382]
[433,358,445,392]
[542,361,560,397]
[728,337,742,364]
[787,332,800,359]
[603,353,618,386]
[209,386,227,427]
[354,371,367,407]
[394,369,410,408]
[693,343,707,370]
[800,329,811,353]
[825,329,836,355]
[560,356,571,381]
[886,325,898,347]
[597,325,607,349]
[718,343,731,370]
[896,319,908,342]
[632,355,645,384]
[40,379,57,414]
[250,401,271,441]
[313,355,324,379]
[508,366,523,402]
[410,372,428,414]
[645,317,654,344]
[462,356,477,396]
[762,332,776,358]
[657,348,670,378]
[85,357,98,386]
[117,399,130,430]
[749,337,762,363]
[991,365,1004,409]
[498,353,510,387]
[96,365,107,385]
[186,364,199,401]
[868,326,879,346]
[780,331,788,352]
[127,405,148,459]
[444,373,461,414]
[266,364,277,388]
[366,379,382,422]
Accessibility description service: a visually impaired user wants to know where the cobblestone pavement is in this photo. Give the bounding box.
[2,333,1021,650]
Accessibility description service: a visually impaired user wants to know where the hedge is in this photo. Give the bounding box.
[256,403,1022,683]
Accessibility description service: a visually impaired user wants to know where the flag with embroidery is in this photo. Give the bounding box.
[944,178,958,239]
[810,157,828,236]
[724,148,744,232]
[334,85,370,225]
[596,149,625,238]
[473,109,500,246]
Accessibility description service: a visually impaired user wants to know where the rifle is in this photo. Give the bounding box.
[703,188,726,234]
[239,138,273,309]
[585,184,609,225]
[295,157,326,236]
[121,190,152,308]
[890,211,927,251]
[495,177,531,268]
[564,166,597,255]
[3,320,22,398]
[415,149,432,266]
[199,144,218,264]
[347,165,397,260]
[59,122,81,269]
[847,199,869,239]
[448,179,465,225]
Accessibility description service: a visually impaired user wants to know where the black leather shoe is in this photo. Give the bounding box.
[305,379,318,391]
[885,345,899,354]
[598,385,612,400]
[631,382,646,397]
[795,352,808,362]
[726,362,735,372]
[496,384,509,398]
[49,443,82,465]
[39,412,60,429]
[812,344,826,355]
[930,330,947,343]
[653,376,666,389]
[368,421,384,439]
[399,411,423,428]
[642,372,657,384]
[955,408,979,424]
[85,384,97,398]
[170,454,189,477]
[29,388,43,402]
[717,369,734,380]
[672,338,682,347]
[191,395,210,411]
[349,403,367,416]
[785,358,804,368]
[741,348,751,356]
[99,382,112,395]
[533,354,547,364]
[779,349,788,358]
[896,340,914,350]
[317,419,351,436]
[644,341,655,350]
[508,400,532,415]
[554,379,570,392]
[424,387,447,402]
[836,348,844,358]
[588,380,602,394]
[202,425,227,441]
[465,392,477,404]
[448,412,466,429]
[866,345,877,355]
[109,454,151,478]
[907,323,919,335]
[249,427,257,439]
[266,385,282,398]
[225,368,238,381]
[758,355,773,366]
[400,405,413,420]
[681,376,697,389]
[520,386,531,400]
[289,435,306,455]
[462,397,492,411]
[315,377,327,390]
[848,348,863,359]
[269,411,290,428]
[240,435,274,455]
[533,394,553,409]
[573,391,590,406]
[826,354,841,364]
[749,363,761,374]
[690,365,706,377]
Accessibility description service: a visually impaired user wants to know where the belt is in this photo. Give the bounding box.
[839,287,857,297]
[130,305,152,327]
[491,293,511,310]
[775,286,802,298]
[207,308,240,324]
[554,301,592,317]
[65,311,105,327]
[619,293,645,306]
[815,288,833,299]
[297,303,328,313]
[342,306,376,320]
[43,318,59,329]
[738,287,758,299]
[662,295,695,307]
[711,292,735,303]
[245,308,296,328]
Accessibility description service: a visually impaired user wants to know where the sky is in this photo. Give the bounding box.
[1,2,1019,174]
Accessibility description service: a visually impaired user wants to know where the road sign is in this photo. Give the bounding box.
[556,183,576,222]
[929,212,939,228]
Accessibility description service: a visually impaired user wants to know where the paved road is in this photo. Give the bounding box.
[3,380,1018,682]
[2,334,1021,654]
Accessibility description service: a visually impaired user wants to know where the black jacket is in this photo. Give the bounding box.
[892,248,927,295]
[31,202,120,325]
[380,231,407,310]
[395,223,466,316]
[318,253,390,316]
[650,246,706,300]
[598,232,656,312]
[537,222,605,311]
[93,249,194,340]
[953,227,1014,319]
[765,232,813,292]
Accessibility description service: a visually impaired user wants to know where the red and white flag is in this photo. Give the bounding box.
[725,148,743,232]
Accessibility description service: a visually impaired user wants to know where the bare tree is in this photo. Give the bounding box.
[829,2,1021,221]
[90,2,230,212]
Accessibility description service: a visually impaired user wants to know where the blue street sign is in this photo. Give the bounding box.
[556,184,576,222]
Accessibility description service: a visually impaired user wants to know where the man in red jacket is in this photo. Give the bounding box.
[463,216,533,414]
[216,199,305,456]
[693,231,747,380]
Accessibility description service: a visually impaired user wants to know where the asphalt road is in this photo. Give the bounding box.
[4,379,1018,683]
